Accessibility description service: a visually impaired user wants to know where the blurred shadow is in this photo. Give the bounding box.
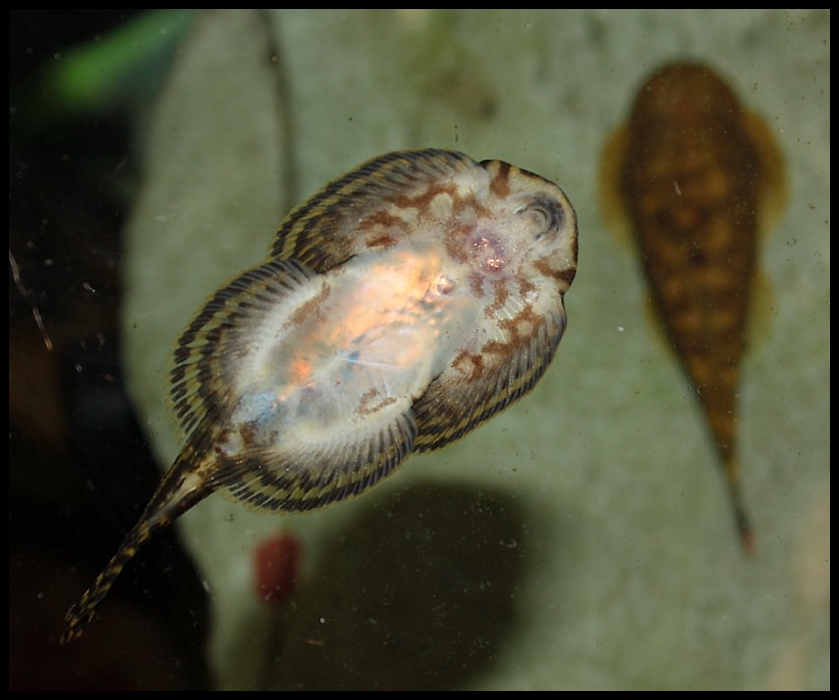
[262,483,534,690]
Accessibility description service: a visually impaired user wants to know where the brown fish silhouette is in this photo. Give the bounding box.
[601,62,787,553]
[60,149,578,642]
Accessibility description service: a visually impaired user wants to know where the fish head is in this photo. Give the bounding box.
[446,159,577,321]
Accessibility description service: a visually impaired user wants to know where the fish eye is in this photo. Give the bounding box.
[518,196,565,240]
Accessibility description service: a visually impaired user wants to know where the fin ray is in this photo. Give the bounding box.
[272,149,479,271]
[169,259,315,436]
[219,409,418,513]
[414,310,565,451]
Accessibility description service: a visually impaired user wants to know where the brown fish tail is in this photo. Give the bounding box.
[59,450,213,643]
[59,521,154,644]
[723,457,756,556]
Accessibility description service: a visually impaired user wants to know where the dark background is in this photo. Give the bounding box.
[9,10,211,689]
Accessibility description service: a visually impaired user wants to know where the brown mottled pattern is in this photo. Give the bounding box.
[607,62,786,551]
